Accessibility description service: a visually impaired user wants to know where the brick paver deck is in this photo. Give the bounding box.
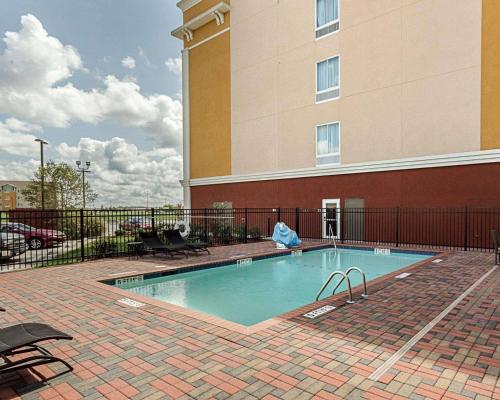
[0,242,498,399]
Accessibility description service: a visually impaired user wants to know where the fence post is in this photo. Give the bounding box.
[204,208,208,243]
[295,208,300,238]
[151,207,155,231]
[463,206,468,251]
[340,207,344,243]
[80,209,85,262]
[244,208,248,243]
[277,207,281,222]
[396,207,400,247]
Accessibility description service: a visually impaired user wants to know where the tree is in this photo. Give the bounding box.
[22,161,98,209]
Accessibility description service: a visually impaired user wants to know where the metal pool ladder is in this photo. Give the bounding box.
[328,224,337,251]
[315,267,368,303]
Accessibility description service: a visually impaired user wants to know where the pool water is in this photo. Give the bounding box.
[116,248,432,326]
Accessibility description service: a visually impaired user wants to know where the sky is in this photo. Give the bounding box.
[0,0,184,207]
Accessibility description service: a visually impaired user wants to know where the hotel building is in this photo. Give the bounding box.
[172,0,500,212]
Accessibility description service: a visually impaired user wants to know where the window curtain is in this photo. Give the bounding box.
[317,57,339,92]
[317,0,339,28]
[317,123,339,156]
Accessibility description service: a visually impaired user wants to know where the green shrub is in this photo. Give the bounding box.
[213,223,232,243]
[234,223,246,239]
[248,225,262,240]
[190,224,205,240]
[94,241,118,258]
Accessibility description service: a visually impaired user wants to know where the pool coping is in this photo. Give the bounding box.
[87,243,446,335]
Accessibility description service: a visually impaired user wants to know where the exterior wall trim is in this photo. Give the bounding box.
[187,27,230,50]
[188,149,500,186]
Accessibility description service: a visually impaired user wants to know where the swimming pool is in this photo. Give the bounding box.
[114,247,433,326]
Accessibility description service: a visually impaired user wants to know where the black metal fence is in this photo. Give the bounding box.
[1,207,499,272]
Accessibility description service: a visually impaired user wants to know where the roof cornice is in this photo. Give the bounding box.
[176,0,203,12]
[171,2,230,41]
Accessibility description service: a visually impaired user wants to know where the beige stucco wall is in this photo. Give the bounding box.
[230,0,482,174]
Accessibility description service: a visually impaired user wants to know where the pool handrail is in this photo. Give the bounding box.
[328,224,337,251]
[344,267,368,298]
[315,271,354,303]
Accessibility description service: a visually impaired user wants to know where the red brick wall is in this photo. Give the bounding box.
[191,163,500,208]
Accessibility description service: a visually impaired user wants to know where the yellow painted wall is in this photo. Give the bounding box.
[481,0,500,150]
[0,192,16,211]
[183,0,231,48]
[184,0,228,22]
[189,30,231,178]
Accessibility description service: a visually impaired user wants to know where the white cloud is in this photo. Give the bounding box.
[138,47,151,67]
[165,57,182,76]
[121,56,136,69]
[0,118,41,157]
[56,137,183,206]
[0,159,39,181]
[0,14,183,148]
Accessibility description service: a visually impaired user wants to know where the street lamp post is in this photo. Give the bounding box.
[34,139,48,209]
[76,161,91,209]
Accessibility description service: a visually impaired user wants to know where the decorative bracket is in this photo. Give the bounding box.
[214,10,225,26]
[182,28,194,42]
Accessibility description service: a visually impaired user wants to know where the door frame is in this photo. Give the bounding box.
[322,198,341,239]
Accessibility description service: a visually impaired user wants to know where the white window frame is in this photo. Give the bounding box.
[315,0,340,40]
[316,121,341,166]
[315,55,340,104]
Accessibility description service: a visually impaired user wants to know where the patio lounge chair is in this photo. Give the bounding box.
[164,229,210,255]
[0,323,73,376]
[491,230,500,265]
[138,231,187,258]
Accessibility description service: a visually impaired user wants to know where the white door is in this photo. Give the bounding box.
[322,199,340,239]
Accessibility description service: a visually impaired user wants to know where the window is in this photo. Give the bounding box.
[316,56,339,102]
[316,0,339,38]
[316,122,340,165]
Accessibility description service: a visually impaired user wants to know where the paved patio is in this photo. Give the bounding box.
[0,241,498,399]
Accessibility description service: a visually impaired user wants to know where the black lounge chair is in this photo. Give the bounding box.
[138,231,187,258]
[164,229,210,255]
[0,323,73,376]
[491,230,500,265]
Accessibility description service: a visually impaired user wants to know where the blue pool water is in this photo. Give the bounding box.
[116,248,432,326]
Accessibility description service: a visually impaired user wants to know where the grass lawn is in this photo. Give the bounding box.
[39,235,136,267]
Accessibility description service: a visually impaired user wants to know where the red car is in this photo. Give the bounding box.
[0,223,66,250]
[119,217,152,231]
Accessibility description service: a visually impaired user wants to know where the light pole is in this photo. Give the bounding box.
[76,161,91,209]
[34,139,48,209]
[145,191,150,208]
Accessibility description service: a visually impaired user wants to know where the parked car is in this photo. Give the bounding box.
[0,231,27,262]
[0,223,66,250]
[119,217,152,231]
